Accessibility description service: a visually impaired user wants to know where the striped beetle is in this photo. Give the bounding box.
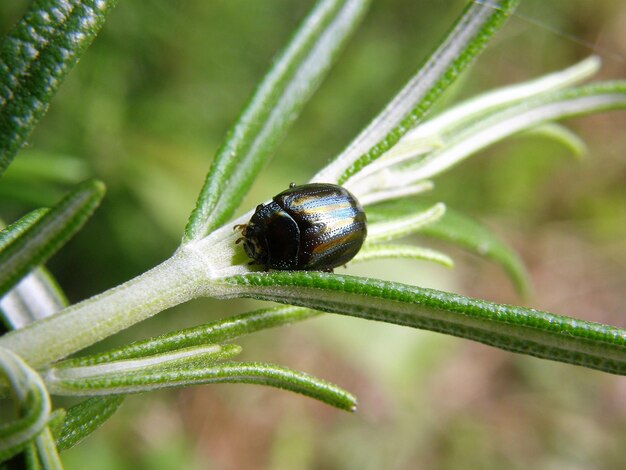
[235,183,367,271]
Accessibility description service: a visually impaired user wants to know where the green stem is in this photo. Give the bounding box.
[0,246,216,369]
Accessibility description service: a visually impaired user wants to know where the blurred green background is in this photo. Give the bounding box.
[1,1,625,468]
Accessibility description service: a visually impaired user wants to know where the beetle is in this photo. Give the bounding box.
[235,183,367,271]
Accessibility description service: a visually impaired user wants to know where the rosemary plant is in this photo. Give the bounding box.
[0,0,624,467]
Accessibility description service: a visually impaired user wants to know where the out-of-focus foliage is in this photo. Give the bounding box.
[1,0,625,468]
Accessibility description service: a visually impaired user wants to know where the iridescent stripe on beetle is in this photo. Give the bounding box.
[235,183,367,271]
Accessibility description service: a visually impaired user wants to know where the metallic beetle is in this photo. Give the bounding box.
[235,183,367,271]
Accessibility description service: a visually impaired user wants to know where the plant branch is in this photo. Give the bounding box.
[0,247,218,369]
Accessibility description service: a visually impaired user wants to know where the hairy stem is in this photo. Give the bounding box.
[0,246,218,369]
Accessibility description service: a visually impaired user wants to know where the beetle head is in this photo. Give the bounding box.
[243,222,268,266]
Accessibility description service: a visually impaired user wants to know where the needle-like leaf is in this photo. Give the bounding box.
[420,208,530,298]
[0,267,68,330]
[0,0,118,175]
[184,0,371,241]
[0,209,49,251]
[59,305,317,367]
[354,244,454,268]
[32,427,62,470]
[47,361,357,412]
[55,396,124,452]
[223,272,626,375]
[313,0,520,184]
[367,202,446,243]
[0,346,51,463]
[367,200,530,297]
[398,82,626,184]
[49,344,242,380]
[402,56,601,145]
[0,180,105,297]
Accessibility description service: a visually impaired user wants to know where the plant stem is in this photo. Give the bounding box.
[0,246,217,369]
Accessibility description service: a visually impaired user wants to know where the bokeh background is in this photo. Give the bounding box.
[1,0,626,468]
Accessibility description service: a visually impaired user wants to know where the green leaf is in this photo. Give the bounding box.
[0,346,51,463]
[340,58,608,205]
[48,362,357,412]
[420,206,531,297]
[24,443,42,470]
[0,179,105,297]
[50,344,242,381]
[399,56,601,147]
[0,209,49,252]
[358,180,435,206]
[0,0,118,175]
[60,305,317,367]
[32,427,62,470]
[45,410,66,441]
[398,81,626,184]
[184,0,371,241]
[0,267,68,330]
[367,202,446,243]
[354,243,454,268]
[0,212,69,330]
[55,396,124,452]
[368,200,531,297]
[313,0,520,184]
[222,272,626,375]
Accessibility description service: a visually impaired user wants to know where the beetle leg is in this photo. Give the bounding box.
[233,224,248,239]
[322,268,334,273]
[235,237,245,244]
